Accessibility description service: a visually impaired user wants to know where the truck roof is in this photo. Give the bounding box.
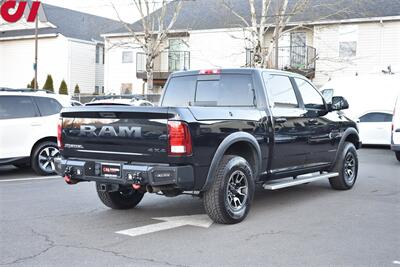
[171,68,306,79]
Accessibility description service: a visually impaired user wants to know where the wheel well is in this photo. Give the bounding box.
[31,137,57,156]
[224,141,257,174]
[345,133,360,149]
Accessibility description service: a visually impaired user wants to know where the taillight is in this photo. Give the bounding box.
[199,69,221,75]
[168,121,192,156]
[57,118,64,149]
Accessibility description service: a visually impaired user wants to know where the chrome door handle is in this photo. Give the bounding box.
[275,117,287,123]
[308,119,318,125]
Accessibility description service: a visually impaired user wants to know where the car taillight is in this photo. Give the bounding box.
[57,118,64,149]
[199,69,221,75]
[168,121,192,156]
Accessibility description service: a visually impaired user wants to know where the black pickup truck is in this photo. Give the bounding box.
[55,68,360,224]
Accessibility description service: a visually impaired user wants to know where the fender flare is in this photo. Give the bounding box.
[332,127,360,167]
[201,132,262,191]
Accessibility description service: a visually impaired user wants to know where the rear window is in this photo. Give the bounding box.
[162,74,254,107]
[0,96,38,119]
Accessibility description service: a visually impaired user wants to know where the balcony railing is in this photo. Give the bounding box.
[275,45,316,70]
[136,51,190,80]
[246,45,316,77]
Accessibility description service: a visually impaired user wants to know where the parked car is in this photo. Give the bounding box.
[357,110,393,145]
[70,100,83,106]
[0,89,71,175]
[86,98,154,107]
[320,75,399,120]
[55,69,360,224]
[392,96,400,161]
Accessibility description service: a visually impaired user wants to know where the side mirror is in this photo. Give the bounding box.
[329,96,349,111]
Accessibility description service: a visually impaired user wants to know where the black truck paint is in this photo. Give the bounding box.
[55,68,360,224]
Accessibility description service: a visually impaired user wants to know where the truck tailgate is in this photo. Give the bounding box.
[60,106,171,163]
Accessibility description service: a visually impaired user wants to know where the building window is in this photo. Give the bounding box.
[339,25,358,58]
[121,83,133,94]
[168,39,189,72]
[96,45,104,64]
[96,46,100,64]
[122,51,133,63]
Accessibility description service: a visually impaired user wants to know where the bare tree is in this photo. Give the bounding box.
[112,0,183,94]
[223,0,310,69]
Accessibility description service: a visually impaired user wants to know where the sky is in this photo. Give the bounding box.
[40,0,142,23]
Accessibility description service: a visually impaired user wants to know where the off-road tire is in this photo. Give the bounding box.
[31,141,59,176]
[329,142,358,190]
[203,155,255,224]
[96,183,145,210]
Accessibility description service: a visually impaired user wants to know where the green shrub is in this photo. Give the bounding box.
[43,75,54,92]
[59,80,68,95]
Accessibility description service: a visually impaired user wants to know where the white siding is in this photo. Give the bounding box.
[104,37,144,95]
[68,40,96,94]
[313,21,400,86]
[0,36,69,90]
[189,29,247,69]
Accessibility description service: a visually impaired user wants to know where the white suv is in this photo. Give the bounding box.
[392,95,400,162]
[0,90,71,175]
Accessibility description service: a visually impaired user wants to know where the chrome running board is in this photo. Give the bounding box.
[263,172,339,190]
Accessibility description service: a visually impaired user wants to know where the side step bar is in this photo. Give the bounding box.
[263,172,339,190]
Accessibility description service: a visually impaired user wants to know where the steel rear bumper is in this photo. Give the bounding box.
[54,157,195,190]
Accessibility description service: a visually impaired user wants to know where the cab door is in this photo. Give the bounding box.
[262,73,309,173]
[292,77,337,166]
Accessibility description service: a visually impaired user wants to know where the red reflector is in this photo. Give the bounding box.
[57,118,64,149]
[199,69,221,75]
[168,121,192,156]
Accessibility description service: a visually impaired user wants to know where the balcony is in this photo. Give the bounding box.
[136,51,190,80]
[246,45,317,78]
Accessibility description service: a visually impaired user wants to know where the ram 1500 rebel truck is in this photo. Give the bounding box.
[55,69,360,224]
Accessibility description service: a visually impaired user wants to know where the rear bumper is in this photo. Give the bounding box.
[54,157,195,190]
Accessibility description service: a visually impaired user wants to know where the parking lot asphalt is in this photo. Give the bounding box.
[0,148,399,267]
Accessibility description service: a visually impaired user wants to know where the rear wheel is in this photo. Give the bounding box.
[396,152,400,162]
[329,142,358,190]
[96,183,145,210]
[203,155,255,224]
[31,141,59,176]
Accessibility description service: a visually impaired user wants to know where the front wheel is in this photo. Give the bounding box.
[96,183,145,210]
[203,155,255,224]
[395,152,400,162]
[329,142,358,190]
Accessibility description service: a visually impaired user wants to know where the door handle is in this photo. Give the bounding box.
[308,118,318,125]
[31,122,41,126]
[275,117,287,123]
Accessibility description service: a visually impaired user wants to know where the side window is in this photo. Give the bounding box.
[294,78,325,109]
[359,112,393,123]
[0,96,38,119]
[34,97,63,116]
[263,73,298,108]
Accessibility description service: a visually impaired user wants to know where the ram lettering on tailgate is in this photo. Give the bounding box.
[79,125,142,138]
